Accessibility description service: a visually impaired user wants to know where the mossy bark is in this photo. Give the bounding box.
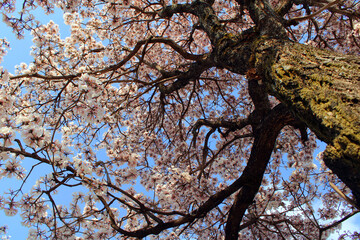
[252,38,360,206]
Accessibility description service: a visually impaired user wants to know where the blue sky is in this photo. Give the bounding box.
[0,6,359,240]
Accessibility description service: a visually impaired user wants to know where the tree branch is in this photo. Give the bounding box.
[225,103,296,239]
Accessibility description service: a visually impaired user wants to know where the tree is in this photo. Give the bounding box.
[0,0,359,238]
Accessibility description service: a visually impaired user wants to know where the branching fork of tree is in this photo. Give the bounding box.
[1,0,360,239]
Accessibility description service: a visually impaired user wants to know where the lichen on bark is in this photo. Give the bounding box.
[253,38,360,206]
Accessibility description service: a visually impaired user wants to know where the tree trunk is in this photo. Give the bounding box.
[251,38,360,206]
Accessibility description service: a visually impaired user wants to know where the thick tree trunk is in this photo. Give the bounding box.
[251,38,360,206]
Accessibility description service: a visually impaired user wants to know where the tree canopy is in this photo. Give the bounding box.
[0,0,359,239]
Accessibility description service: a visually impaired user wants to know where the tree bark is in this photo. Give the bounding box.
[251,38,360,207]
[225,104,296,239]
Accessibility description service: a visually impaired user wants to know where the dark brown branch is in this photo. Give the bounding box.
[101,37,205,74]
[192,117,250,134]
[225,103,297,239]
[288,0,341,22]
[319,210,360,237]
[159,0,227,45]
[158,56,214,95]
[241,0,287,38]
[275,0,295,17]
[296,0,360,20]
[0,146,50,164]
